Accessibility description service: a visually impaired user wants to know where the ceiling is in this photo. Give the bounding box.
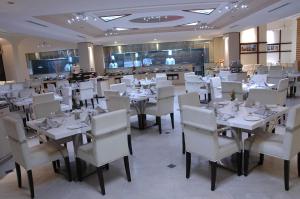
[0,0,299,46]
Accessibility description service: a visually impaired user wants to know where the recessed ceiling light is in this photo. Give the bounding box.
[184,22,199,26]
[154,38,158,41]
[99,14,130,22]
[183,9,215,15]
[114,41,118,44]
[7,1,14,5]
[114,27,128,31]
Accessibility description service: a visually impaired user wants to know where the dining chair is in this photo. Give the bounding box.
[32,100,61,119]
[185,75,208,102]
[156,73,167,81]
[244,104,300,190]
[104,90,120,98]
[121,77,134,87]
[3,116,71,198]
[178,92,200,154]
[221,81,244,101]
[145,85,174,134]
[78,81,95,108]
[184,72,195,80]
[97,80,110,97]
[156,80,172,88]
[255,65,269,74]
[250,74,268,85]
[227,72,247,82]
[30,79,43,93]
[60,87,73,112]
[11,83,24,98]
[32,93,55,104]
[277,78,289,106]
[247,89,280,106]
[47,84,56,93]
[106,95,137,154]
[19,88,35,98]
[210,77,222,101]
[90,78,99,103]
[218,70,231,81]
[267,67,285,85]
[56,80,70,89]
[110,83,127,94]
[182,105,241,190]
[76,109,131,195]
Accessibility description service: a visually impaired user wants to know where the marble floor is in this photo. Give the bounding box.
[1,86,300,199]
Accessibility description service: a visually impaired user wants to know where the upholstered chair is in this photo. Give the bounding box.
[145,85,175,134]
[244,104,300,191]
[3,116,71,198]
[56,80,69,89]
[277,78,289,106]
[182,105,241,190]
[32,93,54,104]
[121,77,134,87]
[250,74,268,85]
[32,100,61,119]
[19,88,35,98]
[76,110,131,195]
[47,84,56,93]
[247,89,280,106]
[156,80,172,88]
[78,81,94,108]
[106,95,137,154]
[178,92,200,154]
[185,75,208,102]
[210,77,222,101]
[60,87,73,112]
[110,82,127,94]
[90,78,99,103]
[221,81,244,101]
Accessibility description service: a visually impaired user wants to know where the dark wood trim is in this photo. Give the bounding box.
[279,30,282,61]
[240,42,267,44]
[257,26,259,64]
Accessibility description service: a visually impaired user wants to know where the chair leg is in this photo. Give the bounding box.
[56,160,60,169]
[96,95,99,103]
[52,161,58,173]
[237,152,242,176]
[298,153,300,177]
[170,113,174,129]
[124,156,131,182]
[15,162,22,188]
[156,116,162,134]
[210,161,217,191]
[182,132,186,154]
[244,150,249,176]
[104,164,109,170]
[80,100,83,107]
[75,158,82,181]
[284,160,290,191]
[27,170,34,199]
[91,99,94,109]
[96,167,105,195]
[186,152,191,179]
[127,134,133,155]
[85,100,88,108]
[258,154,264,165]
[64,157,72,181]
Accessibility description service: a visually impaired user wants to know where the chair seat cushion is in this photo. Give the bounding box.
[144,103,157,116]
[217,136,240,160]
[77,143,96,166]
[27,142,68,170]
[244,132,284,159]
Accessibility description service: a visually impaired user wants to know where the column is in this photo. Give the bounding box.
[93,45,105,75]
[224,32,240,66]
[296,18,300,70]
[78,42,95,72]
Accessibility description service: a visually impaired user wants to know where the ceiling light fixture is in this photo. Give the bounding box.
[183,8,215,15]
[218,0,249,13]
[37,41,51,48]
[182,21,215,29]
[67,13,98,24]
[99,14,130,22]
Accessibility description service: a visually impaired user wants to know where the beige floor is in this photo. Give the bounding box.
[1,86,300,199]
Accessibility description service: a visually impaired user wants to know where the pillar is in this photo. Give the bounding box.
[93,45,105,75]
[224,32,240,67]
[78,42,95,72]
[296,18,300,70]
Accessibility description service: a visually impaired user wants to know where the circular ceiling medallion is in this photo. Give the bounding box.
[130,15,183,23]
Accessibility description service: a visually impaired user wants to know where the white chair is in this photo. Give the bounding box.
[61,87,72,112]
[56,80,69,89]
[33,100,61,119]
[255,65,269,74]
[11,83,24,98]
[185,75,208,102]
[32,93,54,104]
[247,89,280,106]
[78,81,95,108]
[267,67,285,85]
[221,81,244,101]
[121,76,134,87]
[19,88,35,98]
[277,78,289,106]
[219,70,231,81]
[178,92,200,154]
[97,80,109,97]
[155,73,167,81]
[104,90,120,98]
[110,83,127,94]
[30,79,43,93]
[76,110,131,195]
[210,77,222,101]
[250,74,268,86]
[106,95,137,154]
[145,86,174,134]
[182,105,241,191]
[156,80,172,88]
[90,78,99,103]
[47,84,56,93]
[244,104,300,190]
[3,116,71,198]
[227,72,247,82]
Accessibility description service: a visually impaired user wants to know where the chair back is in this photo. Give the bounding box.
[91,110,129,165]
[79,81,94,100]
[277,78,289,106]
[251,74,267,85]
[90,78,98,95]
[106,96,130,112]
[156,86,174,115]
[227,72,247,82]
[255,65,268,74]
[156,80,172,88]
[11,83,24,98]
[184,72,195,80]
[219,70,231,81]
[47,84,56,93]
[221,81,244,101]
[104,90,120,99]
[33,100,61,119]
[156,73,167,78]
[182,105,218,160]
[283,105,300,159]
[247,89,279,105]
[33,93,54,104]
[3,116,30,168]
[56,80,70,88]
[121,78,133,87]
[210,77,222,101]
[267,66,285,85]
[19,88,35,98]
[178,92,200,122]
[61,87,72,107]
[110,83,127,93]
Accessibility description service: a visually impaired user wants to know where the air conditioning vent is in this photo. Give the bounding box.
[268,2,290,13]
[229,24,239,29]
[25,20,48,28]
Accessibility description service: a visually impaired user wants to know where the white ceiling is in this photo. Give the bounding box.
[0,0,299,46]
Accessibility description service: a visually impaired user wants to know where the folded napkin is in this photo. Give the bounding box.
[38,118,61,130]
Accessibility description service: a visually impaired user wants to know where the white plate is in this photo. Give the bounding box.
[244,115,261,121]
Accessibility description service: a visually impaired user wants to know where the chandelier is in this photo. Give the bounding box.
[218,0,248,13]
[37,41,51,48]
[67,13,98,24]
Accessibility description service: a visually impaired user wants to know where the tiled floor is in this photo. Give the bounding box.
[1,86,300,199]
